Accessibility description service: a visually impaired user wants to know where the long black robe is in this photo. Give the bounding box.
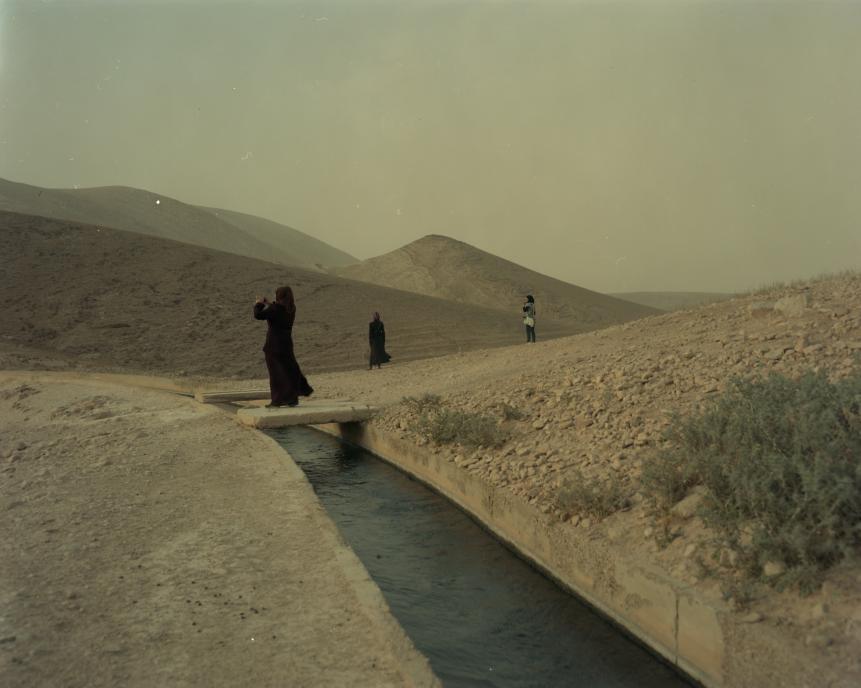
[254,301,313,405]
[369,320,391,367]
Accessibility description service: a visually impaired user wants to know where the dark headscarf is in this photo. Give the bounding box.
[526,294,534,303]
[275,286,295,310]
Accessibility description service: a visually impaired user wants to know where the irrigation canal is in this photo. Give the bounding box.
[270,426,694,688]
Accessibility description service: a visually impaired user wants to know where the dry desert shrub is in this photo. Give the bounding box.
[402,393,442,414]
[557,469,630,520]
[640,443,696,514]
[642,369,861,591]
[497,402,525,421]
[412,403,507,449]
[744,268,859,295]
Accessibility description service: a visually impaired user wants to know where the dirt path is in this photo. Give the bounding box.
[0,372,438,688]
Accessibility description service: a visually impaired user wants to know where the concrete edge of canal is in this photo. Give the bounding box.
[314,421,814,688]
[251,427,443,688]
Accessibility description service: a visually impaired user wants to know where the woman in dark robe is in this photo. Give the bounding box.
[254,286,313,407]
[368,312,391,370]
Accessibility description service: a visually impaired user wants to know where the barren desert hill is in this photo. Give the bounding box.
[610,291,735,312]
[0,211,584,378]
[0,177,352,271]
[197,206,357,269]
[333,234,660,326]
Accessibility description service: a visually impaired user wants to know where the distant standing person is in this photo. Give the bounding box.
[368,312,391,370]
[523,294,536,343]
[254,286,313,407]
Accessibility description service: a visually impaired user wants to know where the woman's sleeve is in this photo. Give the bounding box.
[253,303,271,320]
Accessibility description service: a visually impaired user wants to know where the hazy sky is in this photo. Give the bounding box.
[1,0,859,293]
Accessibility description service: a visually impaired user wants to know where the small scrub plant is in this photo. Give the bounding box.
[744,269,859,296]
[653,520,682,550]
[497,402,525,421]
[402,393,442,414]
[640,438,697,514]
[642,369,861,591]
[557,469,630,520]
[601,386,615,407]
[746,280,788,296]
[721,578,762,612]
[414,407,507,449]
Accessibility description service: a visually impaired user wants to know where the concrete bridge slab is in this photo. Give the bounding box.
[236,399,378,428]
[194,388,269,404]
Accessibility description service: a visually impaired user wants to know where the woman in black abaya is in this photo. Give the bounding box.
[254,286,313,407]
[368,312,391,370]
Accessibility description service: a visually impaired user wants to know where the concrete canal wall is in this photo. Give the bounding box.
[317,421,817,688]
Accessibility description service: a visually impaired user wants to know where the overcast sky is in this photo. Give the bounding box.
[1,0,859,293]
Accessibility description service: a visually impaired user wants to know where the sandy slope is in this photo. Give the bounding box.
[0,373,438,688]
[0,177,351,271]
[334,234,660,326]
[0,211,585,378]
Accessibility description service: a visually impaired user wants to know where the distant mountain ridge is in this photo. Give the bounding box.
[196,206,357,269]
[0,177,357,270]
[334,234,660,329]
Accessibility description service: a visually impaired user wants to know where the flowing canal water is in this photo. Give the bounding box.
[270,426,694,688]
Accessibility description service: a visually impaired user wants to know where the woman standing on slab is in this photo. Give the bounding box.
[254,286,313,407]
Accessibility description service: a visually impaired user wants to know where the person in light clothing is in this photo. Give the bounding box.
[523,294,536,343]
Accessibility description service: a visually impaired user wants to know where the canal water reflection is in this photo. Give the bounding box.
[271,426,693,688]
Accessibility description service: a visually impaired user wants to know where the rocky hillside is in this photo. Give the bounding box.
[0,177,355,271]
[317,275,861,494]
[374,281,860,507]
[334,234,660,327]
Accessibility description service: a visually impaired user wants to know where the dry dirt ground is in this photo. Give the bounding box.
[0,374,438,688]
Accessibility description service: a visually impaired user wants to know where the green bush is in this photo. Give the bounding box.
[414,407,507,449]
[557,469,630,519]
[643,370,861,590]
